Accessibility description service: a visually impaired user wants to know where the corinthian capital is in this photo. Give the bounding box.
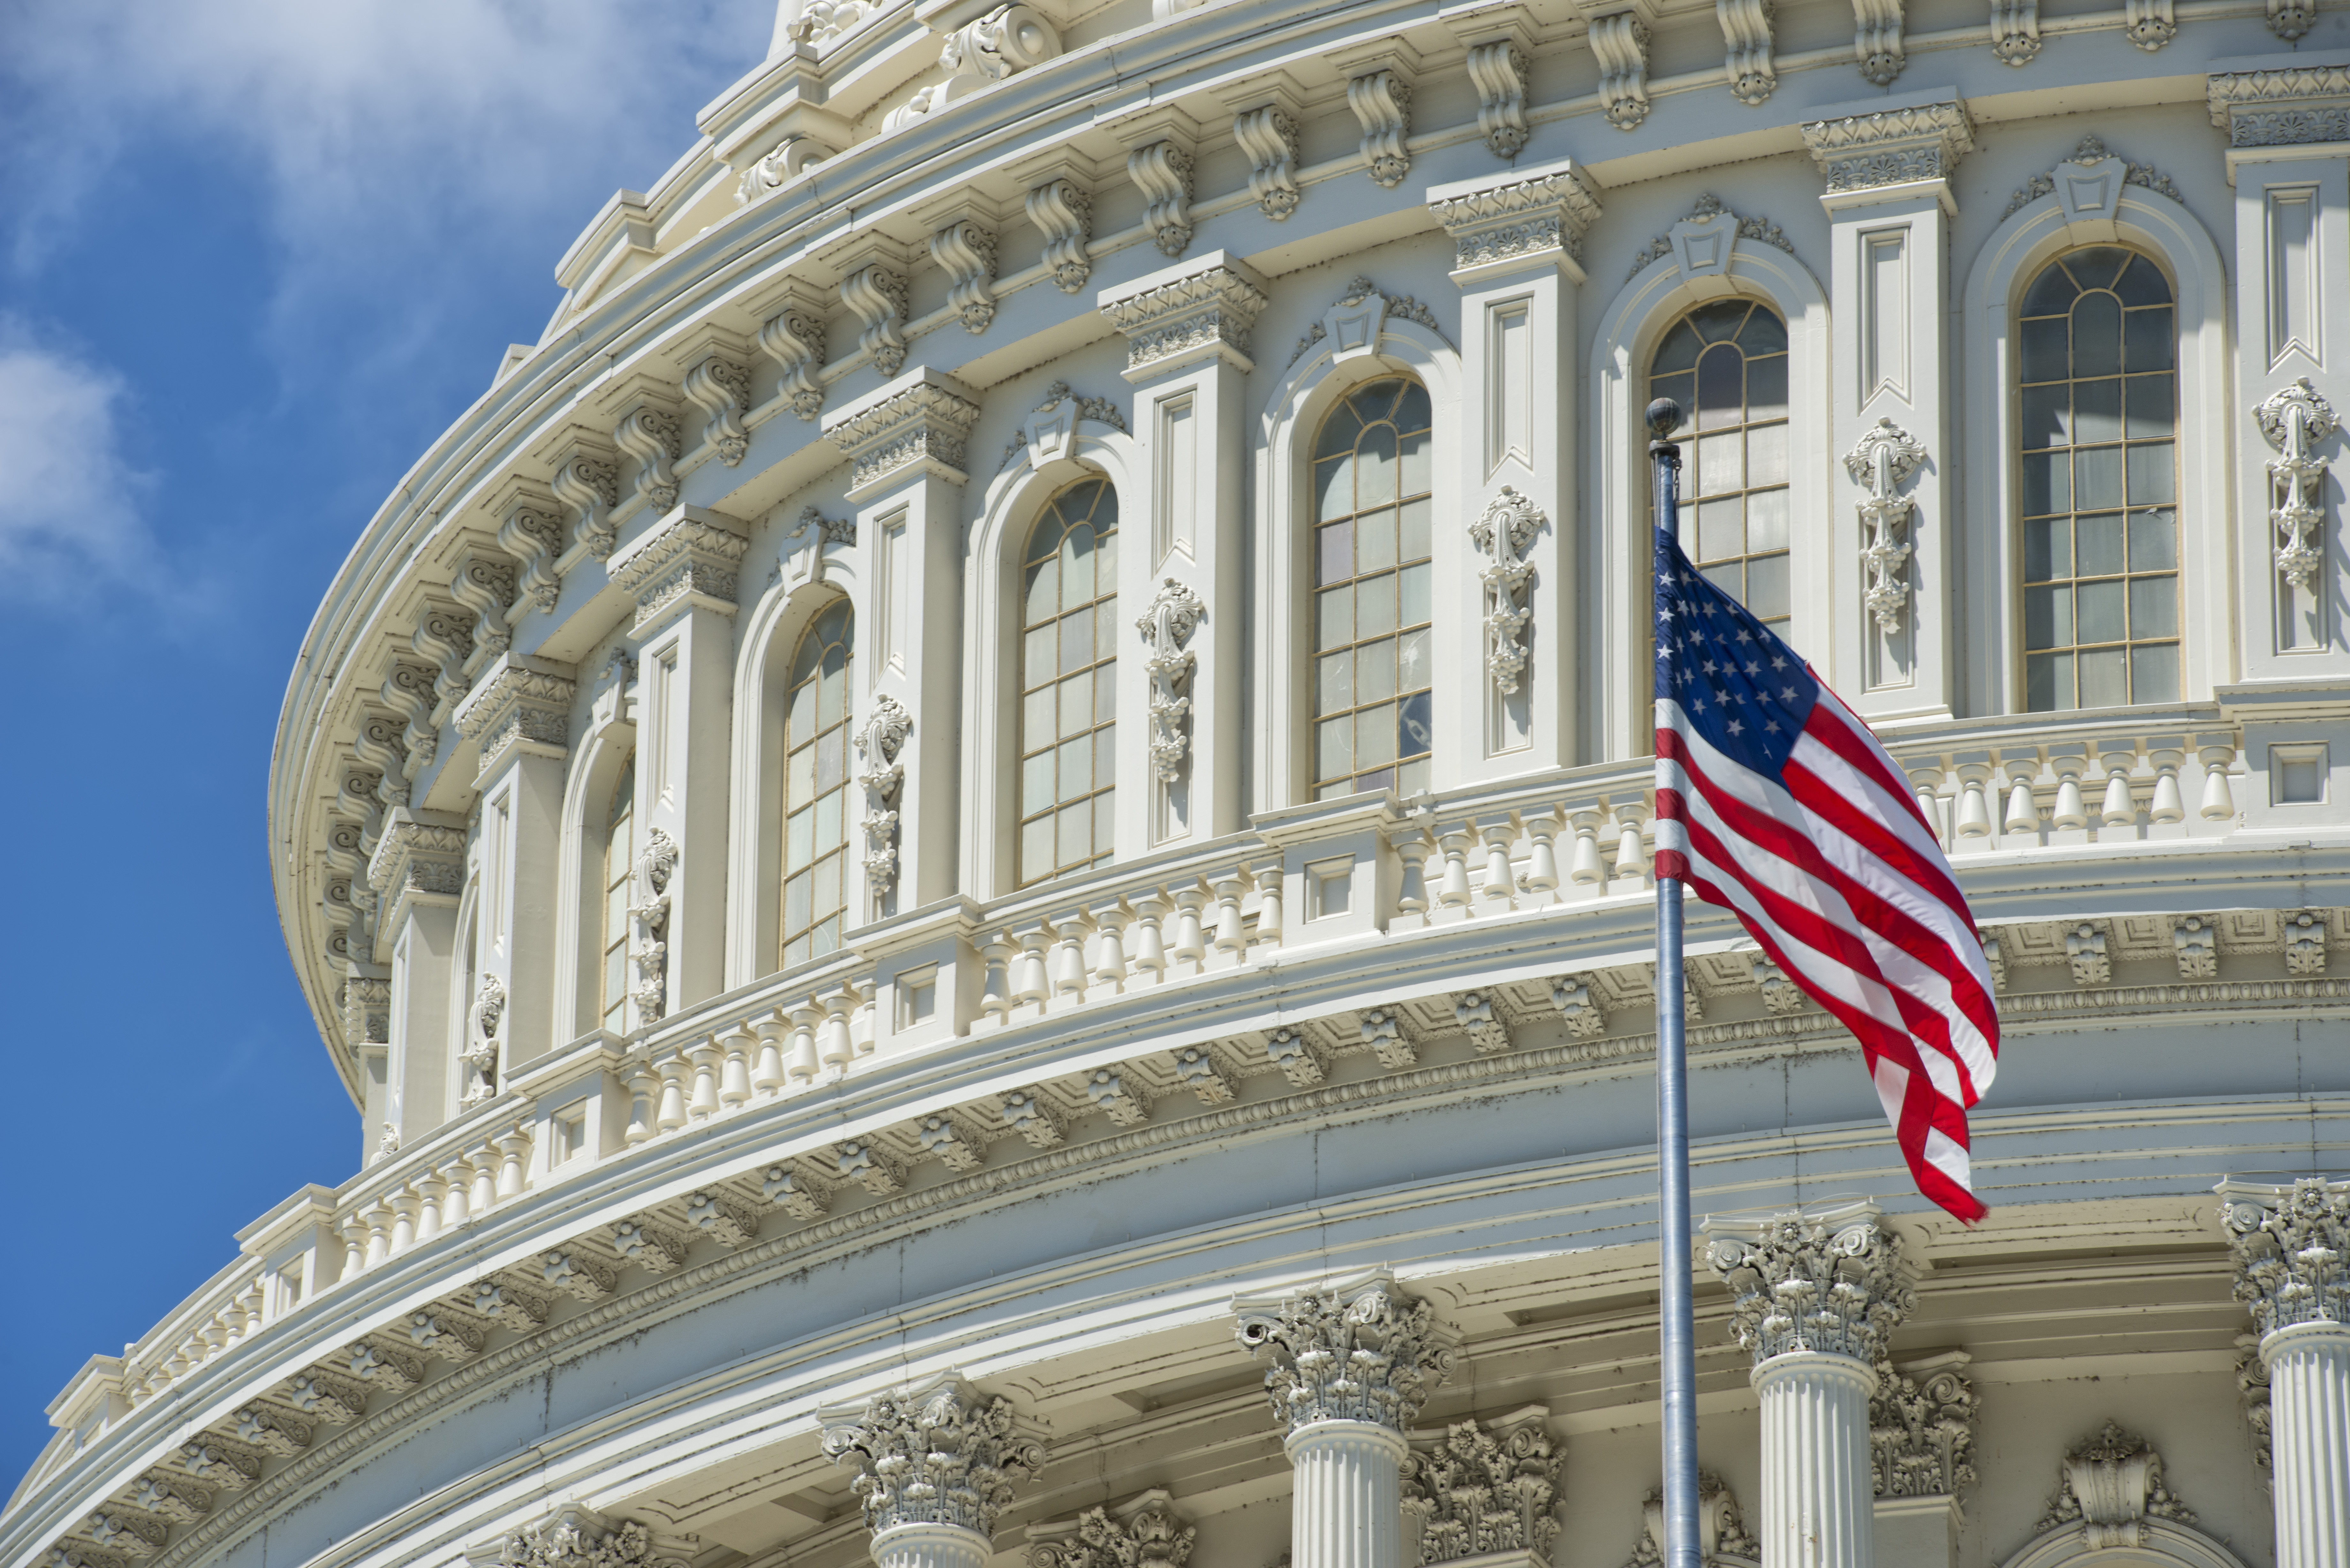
[819,1374,1043,1539]
[2219,1176,2350,1337]
[1705,1203,1914,1366]
[1233,1270,1453,1433]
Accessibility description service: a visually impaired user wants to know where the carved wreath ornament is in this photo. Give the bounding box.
[1469,489,1543,697]
[1137,579,1204,783]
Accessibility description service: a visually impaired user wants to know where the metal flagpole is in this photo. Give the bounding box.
[1647,396,1701,1568]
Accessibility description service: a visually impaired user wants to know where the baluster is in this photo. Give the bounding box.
[819,989,856,1070]
[786,1002,823,1081]
[1906,764,1946,842]
[2198,736,2239,820]
[388,1189,419,1255]
[469,1139,498,1213]
[1393,830,1434,915]
[1128,893,1167,984]
[752,1009,789,1095]
[1092,900,1132,992]
[1612,802,1650,883]
[851,979,877,1055]
[1568,809,1609,885]
[2148,742,2187,824]
[979,934,1015,1021]
[415,1171,446,1243]
[1211,873,1248,961]
[1049,915,1089,1002]
[1520,809,1562,905]
[1013,924,1052,1009]
[363,1202,394,1267]
[2050,749,2089,830]
[718,1021,756,1107]
[1433,826,1475,910]
[687,1035,724,1119]
[656,1048,690,1132]
[1479,818,1520,908]
[1252,864,1285,949]
[440,1154,472,1227]
[1952,759,1993,837]
[496,1125,533,1199]
[2097,743,2139,826]
[622,1052,658,1143]
[1170,883,1209,972]
[340,1214,367,1280]
[2002,757,2042,835]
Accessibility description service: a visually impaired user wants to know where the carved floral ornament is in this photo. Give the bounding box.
[1233,1271,1454,1433]
[2221,1175,2350,1334]
[854,695,914,897]
[2034,1422,2197,1552]
[1287,276,1448,369]
[1705,1208,1914,1365]
[2256,379,2338,593]
[1028,1492,1195,1568]
[498,1509,692,1568]
[1470,489,1543,697]
[1800,101,1974,195]
[1625,194,1794,283]
[1999,134,2182,221]
[1401,1414,1564,1566]
[1137,579,1204,783]
[1844,418,1929,634]
[819,1376,1044,1538]
[1869,1356,1976,1497]
[630,827,680,1024]
[2208,65,2350,148]
[1624,1473,1757,1568]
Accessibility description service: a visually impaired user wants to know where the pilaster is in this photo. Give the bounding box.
[1098,253,1268,848]
[1428,160,1602,777]
[608,506,749,1024]
[1803,98,1972,721]
[366,808,466,1141]
[823,367,980,914]
[2220,1176,2350,1568]
[1707,1204,1913,1568]
[452,653,577,1079]
[2210,64,2350,675]
[819,1374,1042,1568]
[1235,1270,1453,1568]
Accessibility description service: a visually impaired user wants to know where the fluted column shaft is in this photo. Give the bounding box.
[1286,1419,1408,1568]
[2265,1321,2350,1568]
[1753,1352,1877,1568]
[872,1522,991,1568]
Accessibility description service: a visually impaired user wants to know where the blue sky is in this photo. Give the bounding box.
[0,0,769,1483]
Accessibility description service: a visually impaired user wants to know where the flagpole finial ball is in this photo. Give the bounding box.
[1645,397,1683,443]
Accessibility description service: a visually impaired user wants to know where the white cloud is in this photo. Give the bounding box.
[0,321,156,599]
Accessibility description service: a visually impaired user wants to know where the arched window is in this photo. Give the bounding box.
[780,602,854,967]
[2017,247,2178,710]
[1311,377,1433,800]
[599,758,634,1033]
[1648,300,1790,632]
[1018,479,1118,887]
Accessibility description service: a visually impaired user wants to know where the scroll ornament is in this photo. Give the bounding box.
[1844,418,1928,633]
[2258,378,2337,592]
[630,827,679,1024]
[855,695,913,896]
[1470,488,1542,696]
[1137,579,1205,782]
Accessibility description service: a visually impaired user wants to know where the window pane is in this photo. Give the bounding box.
[1059,670,1092,738]
[1060,524,1096,607]
[1399,690,1434,758]
[784,873,812,936]
[2073,378,2121,445]
[2023,584,2070,650]
[2113,255,2171,306]
[1356,572,1396,638]
[2079,645,2129,707]
[2026,650,2071,710]
[1095,725,1115,787]
[2020,316,2069,382]
[1021,816,1055,881]
[814,790,842,854]
[2130,575,2179,638]
[1748,421,1789,485]
[1356,701,1398,768]
[1025,557,1059,623]
[2076,579,2126,643]
[1317,716,1353,782]
[1747,487,1789,554]
[1696,497,1743,563]
[2126,374,2175,441]
[786,807,812,870]
[2074,448,2124,512]
[1399,562,1432,627]
[2131,643,2179,704]
[2021,263,2078,315]
[1357,507,1397,572]
[2023,518,2068,582]
[2124,306,2175,371]
[1058,734,1092,795]
[2127,442,2176,505]
[1356,423,1398,506]
[2021,384,2066,449]
[1317,584,1354,649]
[1697,431,1743,496]
[2073,293,2123,377]
[1400,425,1432,497]
[1024,622,1056,680]
[1022,751,1055,814]
[1023,684,1054,747]
[1397,627,1431,693]
[2130,509,2177,572]
[1315,454,1353,522]
[1318,651,1353,711]
[1059,606,1094,672]
[815,727,845,790]
[1359,639,1397,703]
[2021,450,2068,516]
[2077,513,2126,577]
[1399,496,1433,561]
[1696,344,1743,429]
[1746,553,1791,622]
[1746,355,1787,420]
[1095,667,1118,724]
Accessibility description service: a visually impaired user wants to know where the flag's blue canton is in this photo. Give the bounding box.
[1653,527,1819,777]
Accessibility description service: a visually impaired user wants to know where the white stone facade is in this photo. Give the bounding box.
[11,5,2350,1568]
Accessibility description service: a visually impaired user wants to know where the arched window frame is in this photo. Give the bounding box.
[1254,313,1462,805]
[962,411,1139,899]
[1960,170,2226,715]
[1590,218,1829,762]
[1012,476,1122,887]
[551,652,640,1040]
[723,524,866,991]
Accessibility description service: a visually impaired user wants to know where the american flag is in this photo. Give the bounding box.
[1650,526,2001,1222]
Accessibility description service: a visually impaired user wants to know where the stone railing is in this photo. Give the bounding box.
[61,714,2257,1463]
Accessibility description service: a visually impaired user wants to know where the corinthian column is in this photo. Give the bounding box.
[820,1374,1044,1568]
[1235,1270,1453,1568]
[2220,1177,2350,1568]
[1706,1204,1913,1568]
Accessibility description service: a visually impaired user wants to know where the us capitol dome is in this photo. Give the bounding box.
[11,2,2350,1567]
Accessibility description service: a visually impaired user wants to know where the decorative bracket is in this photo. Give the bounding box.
[2258,378,2337,592]
[855,694,913,897]
[1469,489,1542,697]
[1843,418,1927,633]
[1138,579,1205,782]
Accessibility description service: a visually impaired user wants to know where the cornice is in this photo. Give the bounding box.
[820,367,982,497]
[1800,97,1974,199]
[451,654,577,783]
[1425,157,1603,282]
[1095,250,1271,380]
[2208,62,2350,145]
[364,810,468,931]
[605,506,752,633]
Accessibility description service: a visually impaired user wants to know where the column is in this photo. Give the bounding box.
[2210,70,2350,677]
[450,654,577,1078]
[1234,1270,1453,1568]
[819,1374,1043,1568]
[1706,1203,1913,1568]
[1426,158,1603,778]
[367,808,467,1144]
[1800,102,1973,722]
[821,368,979,913]
[606,506,751,1023]
[1097,252,1269,848]
[2220,1176,2350,1568]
